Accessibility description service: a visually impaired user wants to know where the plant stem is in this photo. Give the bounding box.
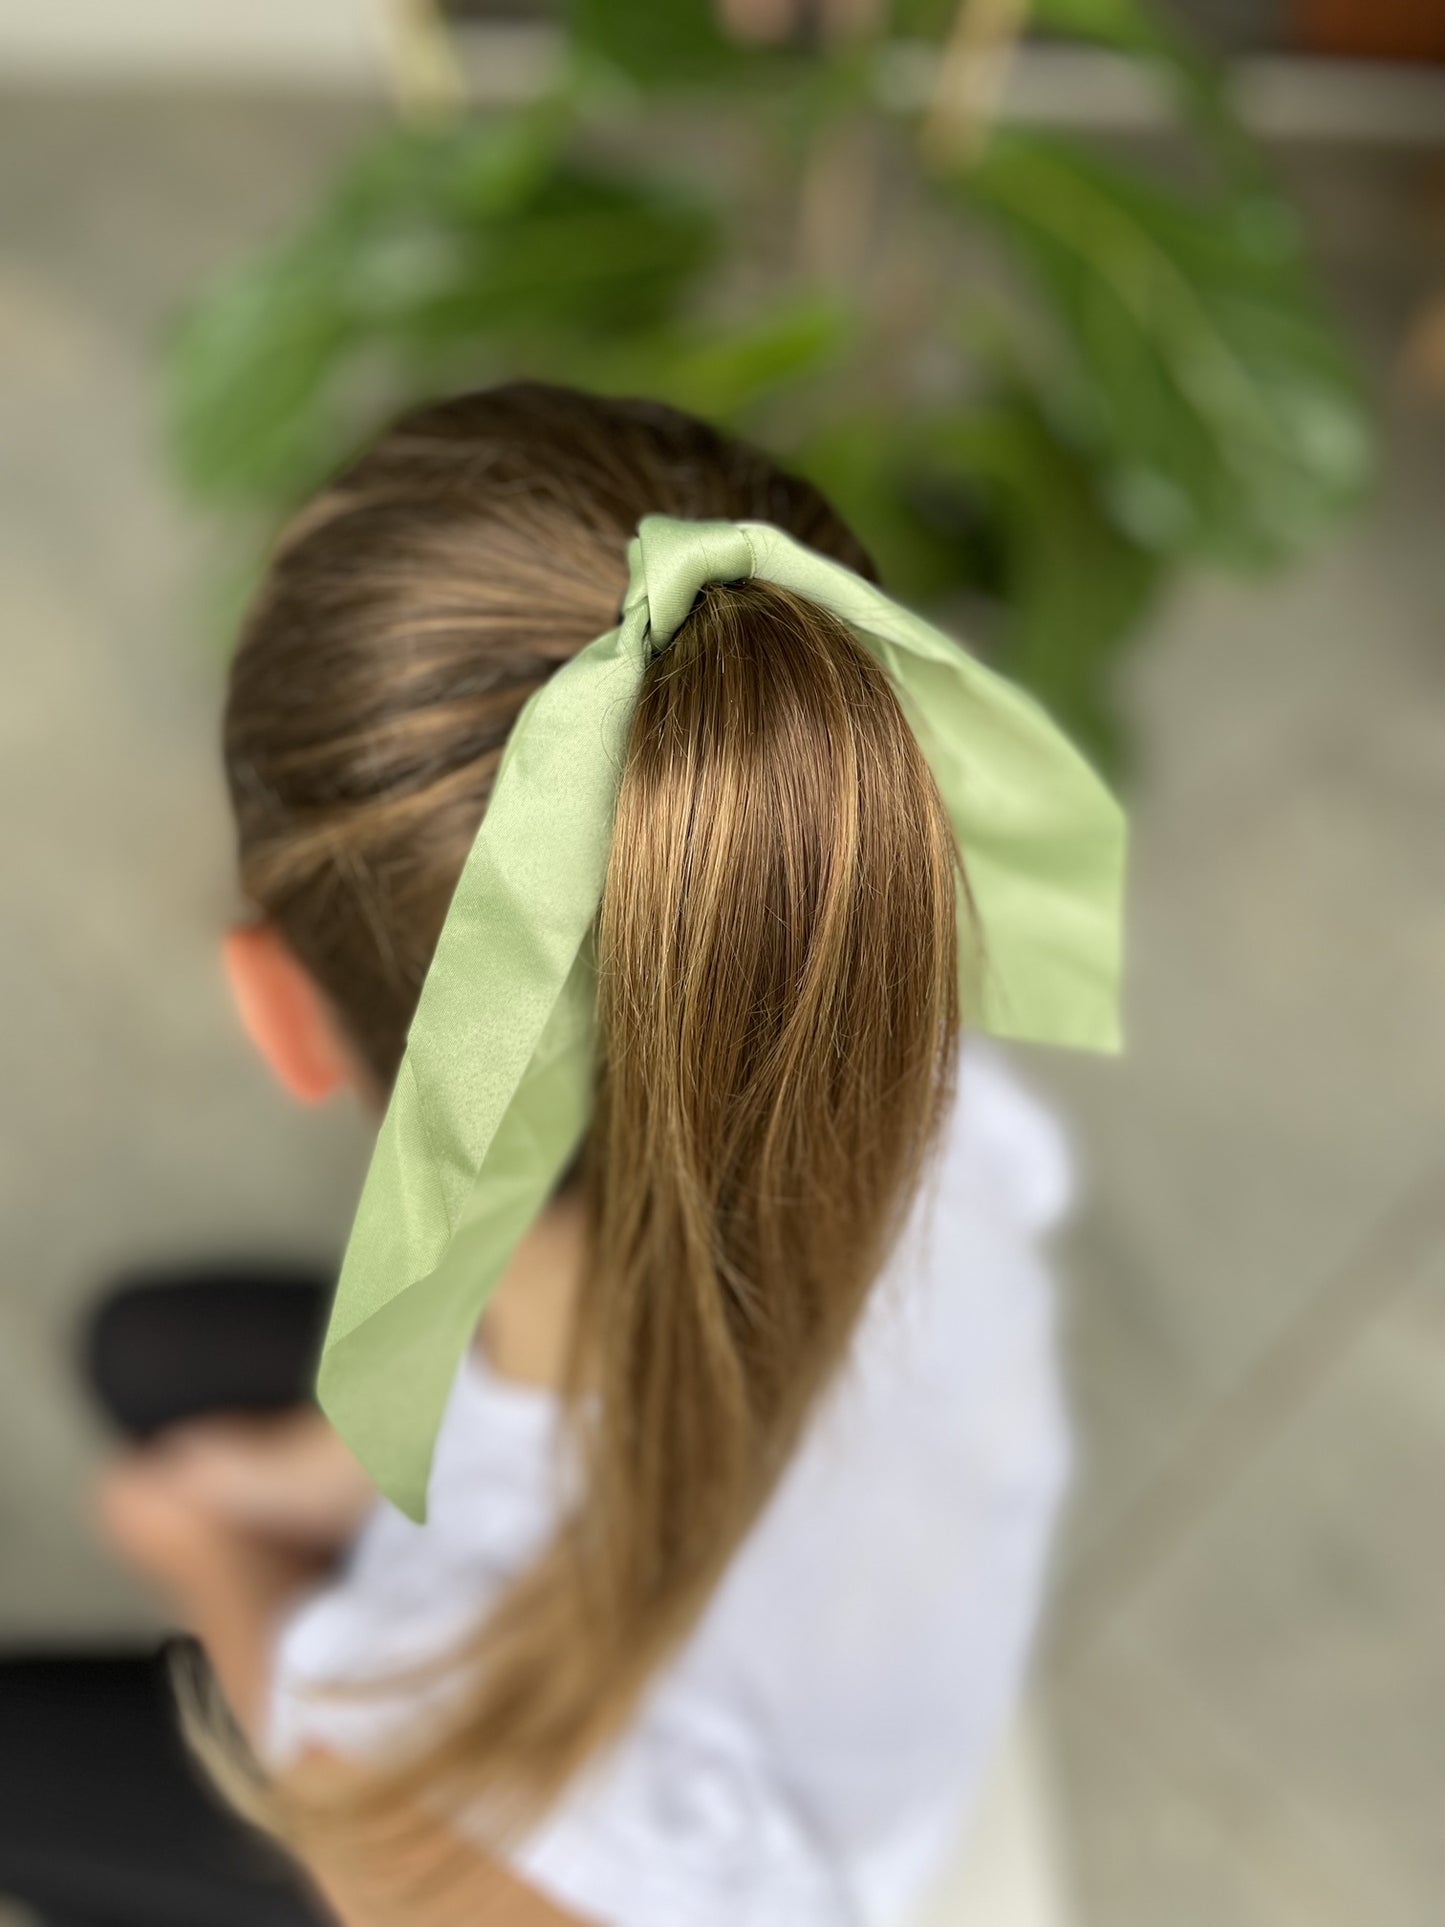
[797,118,878,288]
[383,0,467,123]
[919,0,1031,172]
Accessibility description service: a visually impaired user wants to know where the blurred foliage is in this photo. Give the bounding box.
[166,0,1372,769]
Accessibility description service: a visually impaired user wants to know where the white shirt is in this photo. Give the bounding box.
[264,1043,1075,1927]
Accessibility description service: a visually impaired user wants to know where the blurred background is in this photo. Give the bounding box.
[0,0,1441,1920]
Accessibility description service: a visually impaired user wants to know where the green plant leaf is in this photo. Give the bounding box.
[385,167,722,344]
[611,296,855,421]
[165,117,721,503]
[166,251,354,499]
[791,412,991,603]
[960,130,1372,567]
[934,391,1162,768]
[792,391,1159,767]
[1030,0,1266,189]
[568,0,751,88]
[1030,0,1163,52]
[888,0,956,34]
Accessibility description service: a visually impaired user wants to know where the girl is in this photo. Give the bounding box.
[81,380,1100,1927]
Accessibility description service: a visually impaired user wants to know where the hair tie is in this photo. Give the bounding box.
[318,515,1126,1520]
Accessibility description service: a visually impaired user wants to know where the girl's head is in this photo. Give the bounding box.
[224,380,884,1107]
[221,381,961,1829]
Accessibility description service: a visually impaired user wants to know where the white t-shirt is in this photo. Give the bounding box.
[264,1042,1075,1927]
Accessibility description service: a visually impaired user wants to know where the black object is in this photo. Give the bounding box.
[0,1265,339,1925]
[82,1262,332,1439]
[0,1645,328,1926]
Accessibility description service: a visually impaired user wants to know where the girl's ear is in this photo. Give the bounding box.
[222,923,356,1105]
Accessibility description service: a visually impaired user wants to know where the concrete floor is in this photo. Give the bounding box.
[1,92,1441,1925]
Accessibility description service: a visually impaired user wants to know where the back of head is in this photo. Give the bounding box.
[226,381,882,1095]
[223,381,961,1842]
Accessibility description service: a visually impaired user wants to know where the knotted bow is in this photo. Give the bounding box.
[318,514,1127,1520]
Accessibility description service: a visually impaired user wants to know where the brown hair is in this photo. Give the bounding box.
[221,381,961,1858]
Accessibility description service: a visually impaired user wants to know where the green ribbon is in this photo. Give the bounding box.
[317,515,1127,1521]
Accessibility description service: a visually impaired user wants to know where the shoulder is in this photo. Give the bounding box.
[933,1040,1075,1237]
[865,1038,1075,1382]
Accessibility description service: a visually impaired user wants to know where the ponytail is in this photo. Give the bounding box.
[371,576,962,1829]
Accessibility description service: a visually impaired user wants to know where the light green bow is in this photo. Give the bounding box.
[317,514,1126,1520]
